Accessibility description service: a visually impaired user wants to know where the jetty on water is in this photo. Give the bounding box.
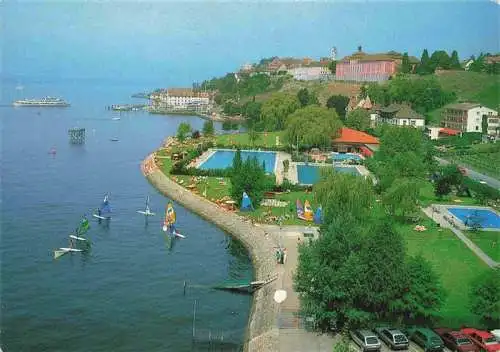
[68,128,85,144]
[212,274,278,294]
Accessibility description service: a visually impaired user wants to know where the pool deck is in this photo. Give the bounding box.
[422,205,499,268]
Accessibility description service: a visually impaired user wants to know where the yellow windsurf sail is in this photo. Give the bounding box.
[304,200,314,222]
[165,202,176,225]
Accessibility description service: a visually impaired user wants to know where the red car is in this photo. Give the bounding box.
[434,328,478,352]
[461,328,500,352]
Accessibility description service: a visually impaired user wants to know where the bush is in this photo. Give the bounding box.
[191,130,201,139]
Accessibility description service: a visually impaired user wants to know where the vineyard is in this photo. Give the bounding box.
[449,143,500,179]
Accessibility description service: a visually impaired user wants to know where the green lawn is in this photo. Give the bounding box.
[418,181,480,207]
[396,214,490,328]
[465,231,500,262]
[215,131,285,149]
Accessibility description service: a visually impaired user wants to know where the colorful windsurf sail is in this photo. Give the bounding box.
[296,199,305,220]
[304,200,314,222]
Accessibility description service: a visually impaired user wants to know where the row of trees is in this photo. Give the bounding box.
[362,75,456,113]
[416,49,461,75]
[295,170,445,329]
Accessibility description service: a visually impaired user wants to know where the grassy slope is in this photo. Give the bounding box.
[465,231,500,262]
[428,71,499,125]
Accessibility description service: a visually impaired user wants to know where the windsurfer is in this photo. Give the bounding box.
[97,208,102,217]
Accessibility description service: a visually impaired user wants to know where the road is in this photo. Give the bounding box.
[434,157,500,190]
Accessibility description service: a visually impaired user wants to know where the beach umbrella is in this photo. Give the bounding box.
[274,289,287,304]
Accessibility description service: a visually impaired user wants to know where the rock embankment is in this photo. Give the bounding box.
[141,152,280,352]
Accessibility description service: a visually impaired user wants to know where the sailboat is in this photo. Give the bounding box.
[162,202,185,239]
[54,216,89,259]
[93,194,112,220]
[137,196,155,216]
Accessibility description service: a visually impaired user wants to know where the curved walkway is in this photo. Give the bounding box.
[142,153,281,351]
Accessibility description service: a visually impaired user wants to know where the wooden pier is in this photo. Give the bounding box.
[68,128,85,144]
[212,274,278,294]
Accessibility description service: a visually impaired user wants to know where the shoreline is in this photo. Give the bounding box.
[141,152,281,351]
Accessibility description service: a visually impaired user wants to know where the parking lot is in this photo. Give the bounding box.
[348,340,453,352]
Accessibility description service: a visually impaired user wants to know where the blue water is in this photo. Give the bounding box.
[297,164,360,185]
[448,208,500,229]
[331,152,363,162]
[199,150,277,174]
[1,79,252,351]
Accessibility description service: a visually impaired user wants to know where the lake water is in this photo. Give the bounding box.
[1,79,252,351]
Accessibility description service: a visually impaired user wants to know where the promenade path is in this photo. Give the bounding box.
[422,205,499,268]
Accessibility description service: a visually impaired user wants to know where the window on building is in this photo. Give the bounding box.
[410,120,416,126]
[476,126,479,131]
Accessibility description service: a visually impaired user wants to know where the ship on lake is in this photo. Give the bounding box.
[13,97,70,107]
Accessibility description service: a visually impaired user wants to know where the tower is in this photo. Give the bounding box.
[330,47,337,61]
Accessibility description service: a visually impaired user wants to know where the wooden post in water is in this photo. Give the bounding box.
[183,281,186,296]
[192,299,197,341]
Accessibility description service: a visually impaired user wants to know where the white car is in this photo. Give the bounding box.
[491,330,500,342]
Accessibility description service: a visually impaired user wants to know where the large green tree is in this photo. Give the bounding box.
[285,105,342,149]
[230,150,268,208]
[417,49,433,75]
[450,50,461,69]
[469,268,500,329]
[346,108,371,131]
[391,255,446,325]
[260,92,300,131]
[297,88,319,107]
[430,50,451,70]
[383,178,421,219]
[176,122,192,142]
[202,120,214,136]
[326,95,350,120]
[400,52,412,74]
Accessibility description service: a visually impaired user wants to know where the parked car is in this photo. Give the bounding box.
[461,328,500,352]
[491,330,500,342]
[406,327,445,352]
[375,327,409,350]
[434,328,478,352]
[350,329,382,351]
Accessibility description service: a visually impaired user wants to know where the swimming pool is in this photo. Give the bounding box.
[331,152,363,162]
[297,164,360,184]
[199,150,277,173]
[447,207,500,229]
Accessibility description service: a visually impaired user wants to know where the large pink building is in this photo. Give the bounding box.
[335,51,418,82]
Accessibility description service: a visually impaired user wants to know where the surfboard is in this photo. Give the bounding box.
[93,214,109,220]
[54,247,83,259]
[137,210,155,216]
[59,247,83,252]
[69,235,87,241]
[174,232,186,239]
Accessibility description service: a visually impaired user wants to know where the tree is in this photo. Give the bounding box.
[243,101,262,129]
[346,108,371,131]
[383,178,421,219]
[191,130,201,139]
[417,49,432,75]
[230,153,268,208]
[469,268,500,329]
[450,50,461,69]
[260,92,300,131]
[297,88,319,107]
[400,52,411,74]
[222,120,232,131]
[248,128,260,146]
[434,177,452,199]
[176,122,192,142]
[328,61,337,75]
[429,50,451,70]
[202,120,214,136]
[326,95,350,120]
[285,105,343,149]
[391,255,446,325]
[482,115,489,135]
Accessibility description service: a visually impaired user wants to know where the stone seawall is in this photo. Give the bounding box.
[141,153,280,351]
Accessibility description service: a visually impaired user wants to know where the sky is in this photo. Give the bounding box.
[2,1,499,86]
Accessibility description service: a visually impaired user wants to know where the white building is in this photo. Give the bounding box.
[150,88,210,111]
[374,103,425,128]
[441,103,498,134]
[287,64,331,81]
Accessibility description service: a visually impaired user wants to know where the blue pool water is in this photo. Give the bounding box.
[331,152,363,161]
[448,208,500,229]
[199,150,277,173]
[297,164,360,184]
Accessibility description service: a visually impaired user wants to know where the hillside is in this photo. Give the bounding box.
[428,70,499,125]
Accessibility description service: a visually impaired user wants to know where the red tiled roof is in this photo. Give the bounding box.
[333,127,380,145]
[440,127,460,136]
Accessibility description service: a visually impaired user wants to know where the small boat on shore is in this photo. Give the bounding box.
[111,117,121,121]
[110,137,119,142]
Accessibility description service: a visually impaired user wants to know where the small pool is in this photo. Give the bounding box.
[331,152,363,162]
[199,150,277,173]
[297,164,360,184]
[447,207,500,229]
